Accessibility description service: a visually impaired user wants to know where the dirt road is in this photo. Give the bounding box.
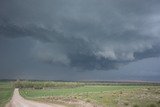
[6,88,66,107]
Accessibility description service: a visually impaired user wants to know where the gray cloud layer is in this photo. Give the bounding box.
[0,0,160,73]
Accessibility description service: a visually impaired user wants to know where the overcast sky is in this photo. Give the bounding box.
[0,0,160,81]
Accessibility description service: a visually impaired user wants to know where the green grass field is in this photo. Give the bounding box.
[0,82,13,107]
[20,84,160,107]
[0,81,159,107]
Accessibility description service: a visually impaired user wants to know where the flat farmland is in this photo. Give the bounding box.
[18,82,160,107]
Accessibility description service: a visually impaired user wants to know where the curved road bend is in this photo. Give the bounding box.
[6,88,65,107]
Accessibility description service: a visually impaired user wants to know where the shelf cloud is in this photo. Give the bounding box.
[0,0,160,80]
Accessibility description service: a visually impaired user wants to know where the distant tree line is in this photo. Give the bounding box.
[14,81,85,89]
[14,80,160,89]
[83,81,160,86]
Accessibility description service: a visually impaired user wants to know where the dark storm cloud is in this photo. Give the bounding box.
[134,45,160,60]
[0,0,160,72]
[0,19,60,42]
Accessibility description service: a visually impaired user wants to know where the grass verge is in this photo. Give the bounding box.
[0,82,13,107]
